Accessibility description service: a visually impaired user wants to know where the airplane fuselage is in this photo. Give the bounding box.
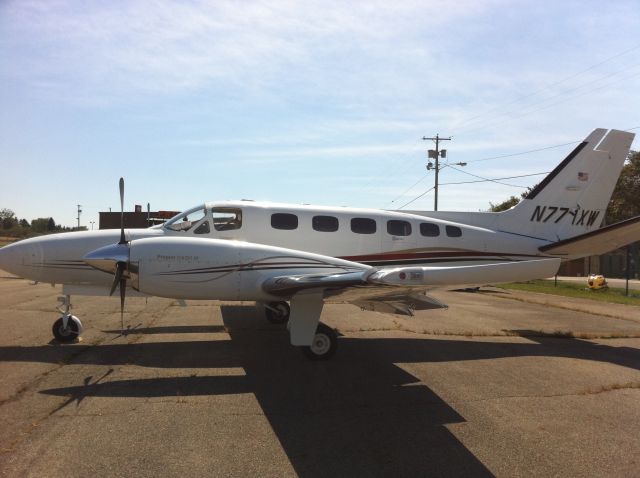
[0,200,550,290]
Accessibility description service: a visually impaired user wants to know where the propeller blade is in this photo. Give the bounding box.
[119,177,126,245]
[109,262,125,296]
[119,276,126,334]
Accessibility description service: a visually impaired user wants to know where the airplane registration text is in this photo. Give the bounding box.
[529,205,600,227]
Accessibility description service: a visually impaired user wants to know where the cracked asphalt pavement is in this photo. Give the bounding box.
[1,273,639,477]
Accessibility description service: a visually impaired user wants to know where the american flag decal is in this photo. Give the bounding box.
[578,172,589,182]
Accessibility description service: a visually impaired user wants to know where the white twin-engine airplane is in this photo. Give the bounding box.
[1,128,639,359]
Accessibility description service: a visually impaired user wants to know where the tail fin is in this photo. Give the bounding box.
[498,128,635,242]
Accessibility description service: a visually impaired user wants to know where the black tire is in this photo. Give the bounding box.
[52,316,80,343]
[265,301,290,324]
[301,323,338,360]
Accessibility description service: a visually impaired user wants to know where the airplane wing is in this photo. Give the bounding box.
[539,215,640,258]
[263,258,560,316]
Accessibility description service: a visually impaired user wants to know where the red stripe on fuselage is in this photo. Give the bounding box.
[338,251,541,262]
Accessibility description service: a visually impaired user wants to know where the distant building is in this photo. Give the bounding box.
[99,207,179,230]
[558,243,639,279]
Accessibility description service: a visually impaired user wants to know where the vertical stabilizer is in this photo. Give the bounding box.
[498,129,635,242]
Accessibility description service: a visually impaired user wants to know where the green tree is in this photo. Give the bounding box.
[47,217,56,231]
[605,150,640,224]
[488,196,520,212]
[31,218,50,233]
[0,208,16,230]
[488,185,536,212]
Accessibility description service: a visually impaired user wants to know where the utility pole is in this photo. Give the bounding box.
[422,134,452,211]
[76,204,82,229]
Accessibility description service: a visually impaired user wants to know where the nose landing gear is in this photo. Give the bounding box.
[52,295,83,343]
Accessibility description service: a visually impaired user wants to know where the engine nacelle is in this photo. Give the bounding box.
[128,237,362,301]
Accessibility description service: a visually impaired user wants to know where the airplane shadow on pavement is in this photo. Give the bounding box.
[2,306,640,476]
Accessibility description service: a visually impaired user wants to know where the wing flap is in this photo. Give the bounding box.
[539,215,640,258]
[351,292,447,316]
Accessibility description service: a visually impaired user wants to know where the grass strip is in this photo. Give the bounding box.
[497,279,640,306]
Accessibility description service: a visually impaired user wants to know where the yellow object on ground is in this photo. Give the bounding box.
[588,274,608,290]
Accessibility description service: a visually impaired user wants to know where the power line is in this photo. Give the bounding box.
[457,67,640,136]
[466,140,581,163]
[440,171,549,186]
[397,187,435,210]
[397,172,548,210]
[447,164,530,187]
[452,43,640,131]
[465,124,640,165]
[385,171,432,207]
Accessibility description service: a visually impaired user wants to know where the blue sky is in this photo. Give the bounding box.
[1,0,639,227]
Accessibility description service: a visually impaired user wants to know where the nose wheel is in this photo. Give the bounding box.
[52,315,82,343]
[52,295,83,343]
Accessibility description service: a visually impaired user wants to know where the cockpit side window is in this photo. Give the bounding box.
[164,207,207,232]
[213,208,242,231]
[193,221,211,234]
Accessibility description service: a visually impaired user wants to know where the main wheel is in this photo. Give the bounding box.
[301,323,338,360]
[265,301,290,324]
[52,316,80,343]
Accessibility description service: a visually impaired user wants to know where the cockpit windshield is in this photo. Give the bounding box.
[164,206,207,232]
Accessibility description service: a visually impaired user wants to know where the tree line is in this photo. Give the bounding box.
[0,209,87,238]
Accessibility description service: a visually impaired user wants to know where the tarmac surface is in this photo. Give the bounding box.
[1,272,640,477]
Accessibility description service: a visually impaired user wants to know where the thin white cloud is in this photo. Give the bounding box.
[0,0,503,99]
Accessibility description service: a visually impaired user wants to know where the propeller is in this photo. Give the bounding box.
[119,177,126,245]
[83,178,130,336]
[114,177,128,334]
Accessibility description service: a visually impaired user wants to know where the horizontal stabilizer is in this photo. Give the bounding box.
[539,215,640,258]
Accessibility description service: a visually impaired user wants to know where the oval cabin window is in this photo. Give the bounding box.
[313,215,339,232]
[351,218,377,234]
[446,225,462,237]
[271,213,299,230]
[387,220,412,236]
[420,222,440,237]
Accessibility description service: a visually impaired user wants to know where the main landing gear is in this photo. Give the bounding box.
[300,322,338,360]
[263,299,338,360]
[52,295,83,343]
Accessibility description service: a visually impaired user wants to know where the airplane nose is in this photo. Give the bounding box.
[0,242,18,274]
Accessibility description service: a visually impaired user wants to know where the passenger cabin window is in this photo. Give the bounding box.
[387,220,411,236]
[164,207,206,232]
[213,208,242,231]
[446,225,462,237]
[271,213,298,230]
[313,215,339,232]
[420,222,440,237]
[351,217,376,234]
